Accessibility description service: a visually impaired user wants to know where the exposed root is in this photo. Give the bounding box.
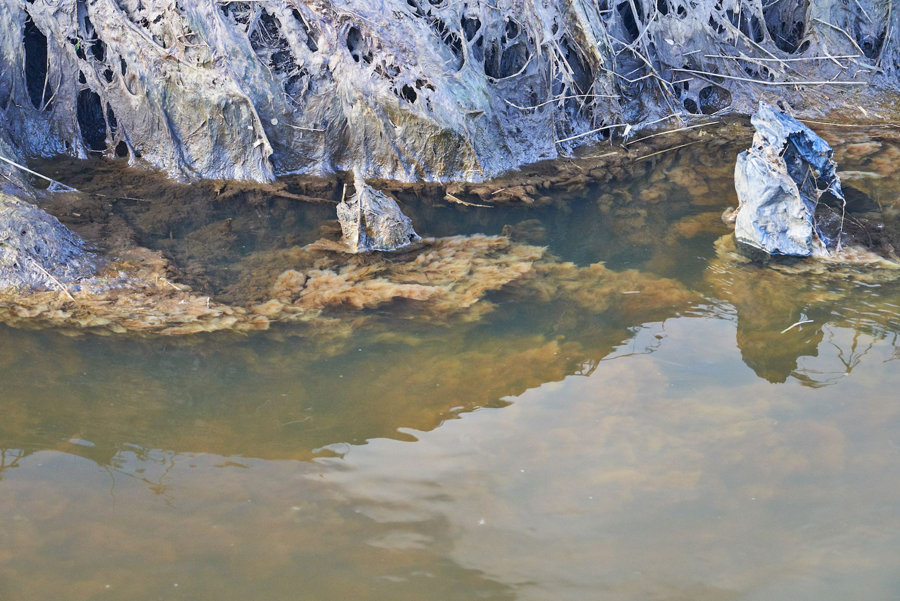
[0,0,896,185]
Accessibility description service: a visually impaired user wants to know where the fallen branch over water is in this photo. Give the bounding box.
[0,155,78,193]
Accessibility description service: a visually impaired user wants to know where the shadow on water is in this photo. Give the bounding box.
[1,126,899,600]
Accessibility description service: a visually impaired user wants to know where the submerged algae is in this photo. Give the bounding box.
[2,125,898,351]
[0,230,697,338]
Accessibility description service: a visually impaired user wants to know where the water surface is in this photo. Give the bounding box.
[3,130,900,600]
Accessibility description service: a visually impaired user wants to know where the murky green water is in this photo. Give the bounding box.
[3,128,900,600]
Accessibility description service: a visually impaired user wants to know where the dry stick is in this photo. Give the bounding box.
[270,190,336,204]
[600,65,655,84]
[556,112,679,145]
[670,67,867,86]
[580,151,620,160]
[444,193,491,208]
[39,50,51,111]
[850,0,872,24]
[41,68,63,112]
[633,140,700,161]
[284,123,325,132]
[848,56,879,73]
[717,18,798,76]
[609,31,675,93]
[781,319,813,334]
[503,93,618,111]
[812,19,868,57]
[704,54,859,62]
[624,121,720,146]
[798,118,900,128]
[841,206,873,246]
[489,50,535,82]
[555,122,628,144]
[707,53,794,77]
[613,0,659,57]
[91,191,153,202]
[0,155,79,192]
[874,0,892,68]
[815,40,850,70]
[24,254,76,302]
[163,279,185,292]
[637,114,682,129]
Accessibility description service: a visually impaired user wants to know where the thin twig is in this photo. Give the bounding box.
[24,254,76,302]
[580,151,619,160]
[875,1,892,67]
[555,123,628,144]
[503,93,617,111]
[0,155,79,192]
[624,121,720,146]
[444,193,491,208]
[704,54,859,62]
[812,18,868,56]
[633,140,700,161]
[798,119,900,128]
[850,0,872,22]
[92,192,150,202]
[284,123,325,132]
[671,67,866,86]
[557,112,684,145]
[781,319,813,334]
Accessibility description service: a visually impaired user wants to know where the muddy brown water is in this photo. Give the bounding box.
[3,130,900,600]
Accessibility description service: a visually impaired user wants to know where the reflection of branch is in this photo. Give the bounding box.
[598,322,668,366]
[790,368,845,389]
[793,326,876,386]
[884,332,900,364]
[144,454,177,507]
[102,447,178,507]
[0,448,25,479]
[830,328,874,373]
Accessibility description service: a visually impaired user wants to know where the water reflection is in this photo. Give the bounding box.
[325,320,900,601]
[2,128,900,600]
[704,237,900,384]
[2,316,899,601]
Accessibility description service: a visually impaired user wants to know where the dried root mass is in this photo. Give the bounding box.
[0,0,897,185]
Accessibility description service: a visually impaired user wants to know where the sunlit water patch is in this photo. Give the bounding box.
[2,129,900,600]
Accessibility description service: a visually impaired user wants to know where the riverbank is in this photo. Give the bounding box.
[0,117,896,335]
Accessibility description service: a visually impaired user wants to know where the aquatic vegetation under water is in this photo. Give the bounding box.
[1,129,900,601]
[1,125,898,355]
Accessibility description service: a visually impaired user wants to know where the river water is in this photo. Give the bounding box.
[2,126,900,600]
